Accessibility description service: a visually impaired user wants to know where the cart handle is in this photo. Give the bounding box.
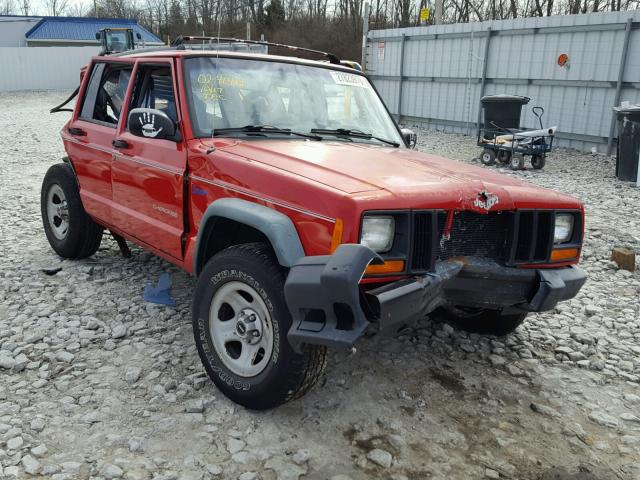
[532,106,544,129]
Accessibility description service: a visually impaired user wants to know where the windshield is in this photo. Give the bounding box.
[184,56,403,146]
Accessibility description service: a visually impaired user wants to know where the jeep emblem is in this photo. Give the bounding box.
[473,190,499,211]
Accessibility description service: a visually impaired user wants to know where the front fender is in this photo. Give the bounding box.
[193,198,305,275]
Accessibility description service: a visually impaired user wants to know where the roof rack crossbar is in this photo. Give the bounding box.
[170,35,341,64]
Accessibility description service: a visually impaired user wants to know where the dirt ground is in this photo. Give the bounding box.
[0,91,639,480]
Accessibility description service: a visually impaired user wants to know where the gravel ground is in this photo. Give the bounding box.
[0,91,639,480]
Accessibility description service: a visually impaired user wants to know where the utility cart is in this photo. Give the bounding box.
[477,95,556,171]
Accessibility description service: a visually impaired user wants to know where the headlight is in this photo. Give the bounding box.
[361,216,395,252]
[554,214,574,243]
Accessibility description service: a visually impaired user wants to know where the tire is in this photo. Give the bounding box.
[41,163,103,259]
[433,306,527,336]
[192,243,327,410]
[531,155,546,169]
[497,150,511,164]
[480,149,496,166]
[509,153,525,171]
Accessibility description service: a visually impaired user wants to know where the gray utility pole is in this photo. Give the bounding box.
[434,0,443,24]
[246,22,251,40]
[361,1,370,71]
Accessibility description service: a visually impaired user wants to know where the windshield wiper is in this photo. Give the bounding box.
[212,125,322,141]
[310,128,400,147]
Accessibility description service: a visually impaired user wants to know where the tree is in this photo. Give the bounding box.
[44,0,69,15]
[0,0,14,14]
[265,0,286,26]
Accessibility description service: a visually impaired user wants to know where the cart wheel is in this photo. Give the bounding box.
[497,150,511,164]
[531,155,546,170]
[509,153,525,171]
[480,149,496,166]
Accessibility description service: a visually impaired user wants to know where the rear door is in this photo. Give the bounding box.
[111,59,187,259]
[65,59,133,224]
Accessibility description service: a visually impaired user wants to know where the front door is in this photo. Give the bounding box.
[65,60,133,224]
[111,60,187,260]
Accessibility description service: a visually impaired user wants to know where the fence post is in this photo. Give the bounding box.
[475,27,492,138]
[361,2,370,71]
[606,18,633,156]
[397,33,407,121]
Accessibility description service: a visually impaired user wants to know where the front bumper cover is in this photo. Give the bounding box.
[284,244,587,352]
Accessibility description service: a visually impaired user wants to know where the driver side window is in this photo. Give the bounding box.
[80,63,132,126]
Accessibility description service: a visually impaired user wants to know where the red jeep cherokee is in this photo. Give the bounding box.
[42,44,586,409]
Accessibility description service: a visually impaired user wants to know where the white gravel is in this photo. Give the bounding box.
[0,91,639,480]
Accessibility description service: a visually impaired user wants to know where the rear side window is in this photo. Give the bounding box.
[129,65,178,123]
[80,62,132,126]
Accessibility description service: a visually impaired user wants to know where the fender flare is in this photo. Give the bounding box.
[193,197,306,275]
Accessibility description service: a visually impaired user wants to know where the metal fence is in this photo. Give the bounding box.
[0,46,100,92]
[365,11,640,153]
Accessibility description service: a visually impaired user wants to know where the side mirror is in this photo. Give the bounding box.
[136,32,142,40]
[128,108,176,140]
[401,128,417,149]
[95,32,101,40]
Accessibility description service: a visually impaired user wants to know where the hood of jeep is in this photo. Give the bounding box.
[220,140,581,210]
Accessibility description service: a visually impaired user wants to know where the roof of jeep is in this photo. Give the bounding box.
[112,49,358,72]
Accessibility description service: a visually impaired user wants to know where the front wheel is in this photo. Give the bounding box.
[192,243,327,410]
[480,149,496,166]
[41,163,103,259]
[509,153,525,171]
[433,306,527,336]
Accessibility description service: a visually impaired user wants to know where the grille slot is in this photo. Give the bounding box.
[411,212,434,271]
[512,210,553,262]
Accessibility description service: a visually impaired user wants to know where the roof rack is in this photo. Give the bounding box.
[170,36,341,65]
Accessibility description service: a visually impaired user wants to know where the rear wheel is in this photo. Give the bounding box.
[192,243,327,410]
[41,163,103,259]
[433,306,527,336]
[531,155,546,169]
[480,149,496,166]
[497,150,511,164]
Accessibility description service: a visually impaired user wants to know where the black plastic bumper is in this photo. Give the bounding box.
[284,245,587,351]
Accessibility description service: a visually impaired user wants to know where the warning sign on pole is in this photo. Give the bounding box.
[420,7,430,22]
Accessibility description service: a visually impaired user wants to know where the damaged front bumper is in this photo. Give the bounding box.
[284,244,587,352]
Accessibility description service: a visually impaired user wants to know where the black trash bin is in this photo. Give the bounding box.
[615,106,640,182]
[480,95,530,139]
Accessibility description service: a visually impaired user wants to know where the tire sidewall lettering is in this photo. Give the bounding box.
[198,266,282,391]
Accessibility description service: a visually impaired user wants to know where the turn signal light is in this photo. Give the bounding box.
[330,218,344,253]
[551,248,579,262]
[365,260,405,275]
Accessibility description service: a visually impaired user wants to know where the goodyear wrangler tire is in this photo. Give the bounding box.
[41,163,103,259]
[192,243,327,410]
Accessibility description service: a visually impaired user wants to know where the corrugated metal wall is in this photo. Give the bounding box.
[0,46,100,92]
[366,11,640,153]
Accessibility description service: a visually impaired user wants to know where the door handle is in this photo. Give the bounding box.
[68,127,86,136]
[112,139,131,149]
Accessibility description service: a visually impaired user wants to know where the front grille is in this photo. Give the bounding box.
[437,211,512,260]
[410,210,554,271]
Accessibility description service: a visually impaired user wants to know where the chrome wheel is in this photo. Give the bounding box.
[46,184,69,240]
[209,281,274,378]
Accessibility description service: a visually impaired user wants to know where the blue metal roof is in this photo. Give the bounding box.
[25,17,162,44]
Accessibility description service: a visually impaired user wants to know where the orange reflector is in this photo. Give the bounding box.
[365,260,405,275]
[551,248,579,262]
[330,218,344,253]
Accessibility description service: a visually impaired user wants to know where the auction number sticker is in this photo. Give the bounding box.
[330,71,370,89]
